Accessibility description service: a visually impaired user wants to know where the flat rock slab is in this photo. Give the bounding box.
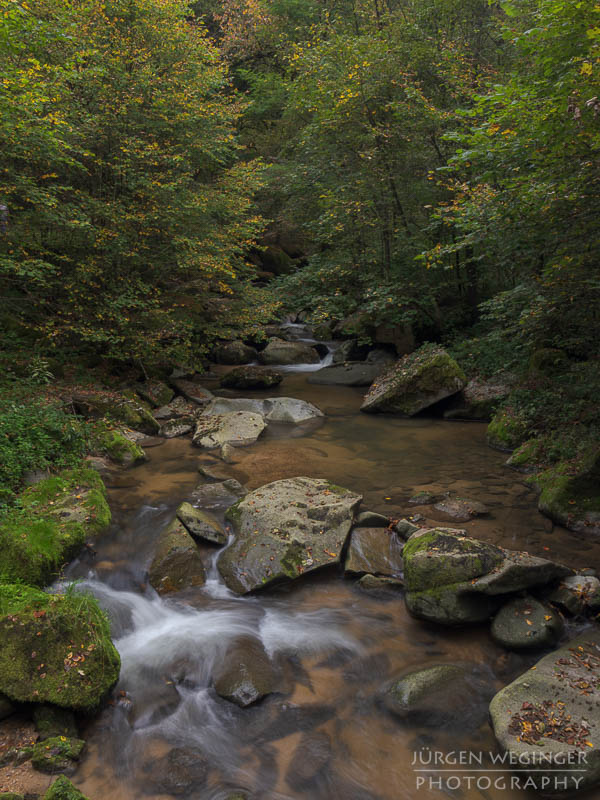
[203,397,323,424]
[170,380,214,407]
[432,496,489,522]
[218,477,362,594]
[490,631,600,794]
[176,502,227,545]
[491,596,563,651]
[361,344,466,415]
[307,362,385,386]
[159,419,193,439]
[193,412,266,448]
[344,528,403,578]
[148,518,206,594]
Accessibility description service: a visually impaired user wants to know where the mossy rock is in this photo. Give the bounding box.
[361,343,466,415]
[71,390,159,435]
[506,438,545,472]
[530,447,600,534]
[95,427,146,467]
[44,776,90,800]
[384,664,465,715]
[0,467,111,587]
[0,793,24,800]
[33,705,78,741]
[486,408,529,451]
[0,584,120,711]
[31,736,85,774]
[135,380,174,408]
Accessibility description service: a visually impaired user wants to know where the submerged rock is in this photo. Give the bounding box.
[491,596,563,651]
[285,731,332,791]
[176,501,227,545]
[214,638,276,707]
[431,495,490,522]
[490,631,600,794]
[148,518,206,594]
[403,528,571,625]
[220,366,283,389]
[344,528,403,578]
[259,339,320,365]
[192,411,266,448]
[361,344,466,415]
[0,584,120,711]
[307,362,385,386]
[218,477,362,594]
[203,396,323,424]
[146,747,210,796]
[192,479,247,509]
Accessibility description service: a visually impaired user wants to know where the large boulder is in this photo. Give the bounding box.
[218,477,362,594]
[403,528,571,625]
[344,528,403,578]
[490,631,600,795]
[361,344,466,415]
[148,518,206,594]
[0,584,120,711]
[192,412,266,448]
[203,397,323,424]
[213,341,258,365]
[259,339,320,365]
[213,638,276,707]
[220,366,283,390]
[307,362,385,387]
[491,596,564,651]
[71,390,160,435]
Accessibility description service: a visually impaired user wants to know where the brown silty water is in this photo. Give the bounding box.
[58,369,600,800]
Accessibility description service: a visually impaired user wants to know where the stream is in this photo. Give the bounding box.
[62,360,600,800]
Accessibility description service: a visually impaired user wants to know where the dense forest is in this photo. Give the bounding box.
[1,0,600,797]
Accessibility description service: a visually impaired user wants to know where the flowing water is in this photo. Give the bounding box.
[62,366,600,800]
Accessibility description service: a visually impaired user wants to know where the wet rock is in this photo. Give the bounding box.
[203,397,323,424]
[197,462,230,481]
[31,736,85,775]
[394,519,420,540]
[383,663,492,731]
[170,379,214,407]
[307,362,385,386]
[355,511,389,528]
[344,528,403,578]
[432,496,490,522]
[403,528,571,625]
[154,395,198,420]
[0,584,120,712]
[214,638,276,707]
[255,702,336,743]
[159,418,193,438]
[491,596,563,651]
[548,575,600,616]
[332,340,370,364]
[44,776,91,800]
[33,705,78,741]
[213,340,258,365]
[408,491,444,506]
[192,412,266,448]
[220,366,283,389]
[218,477,362,594]
[94,429,146,466]
[259,339,320,365]
[361,344,466,415]
[192,479,247,509]
[150,747,209,796]
[135,379,174,408]
[285,731,332,791]
[220,443,236,463]
[148,518,206,594]
[357,574,403,595]
[489,631,600,794]
[176,502,227,545]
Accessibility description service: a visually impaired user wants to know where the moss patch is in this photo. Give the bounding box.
[0,584,120,711]
[44,776,90,800]
[31,736,85,773]
[94,427,146,467]
[486,408,529,451]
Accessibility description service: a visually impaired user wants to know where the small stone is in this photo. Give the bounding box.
[491,596,563,651]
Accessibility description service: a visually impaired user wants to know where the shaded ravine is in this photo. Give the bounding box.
[64,373,600,800]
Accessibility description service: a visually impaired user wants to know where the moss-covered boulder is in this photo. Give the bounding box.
[506,438,546,472]
[220,366,283,389]
[95,427,146,466]
[0,468,111,586]
[344,528,403,578]
[31,736,85,775]
[361,344,466,415]
[0,584,120,711]
[489,631,600,795]
[148,518,206,594]
[259,339,320,366]
[218,477,362,594]
[403,528,571,625]
[192,412,266,449]
[44,776,90,800]
[486,407,529,451]
[176,502,226,545]
[71,390,159,435]
[212,340,258,365]
[529,448,600,535]
[135,379,174,408]
[213,637,276,707]
[491,596,563,651]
